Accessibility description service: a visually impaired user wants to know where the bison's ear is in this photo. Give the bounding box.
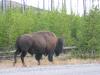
[54,38,64,56]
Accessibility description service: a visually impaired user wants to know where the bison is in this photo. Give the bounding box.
[13,31,64,66]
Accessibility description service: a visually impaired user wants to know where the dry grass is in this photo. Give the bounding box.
[0,55,100,69]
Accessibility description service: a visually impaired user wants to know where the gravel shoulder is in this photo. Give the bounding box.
[0,56,100,69]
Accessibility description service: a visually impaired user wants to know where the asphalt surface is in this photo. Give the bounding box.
[0,64,100,75]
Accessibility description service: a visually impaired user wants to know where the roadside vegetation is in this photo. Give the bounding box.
[0,7,100,58]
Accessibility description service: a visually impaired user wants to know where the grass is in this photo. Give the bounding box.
[0,55,100,69]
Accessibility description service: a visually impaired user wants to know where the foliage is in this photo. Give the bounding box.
[0,8,100,58]
[72,7,100,58]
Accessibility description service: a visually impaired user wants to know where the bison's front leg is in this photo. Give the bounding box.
[48,50,54,62]
[35,53,42,65]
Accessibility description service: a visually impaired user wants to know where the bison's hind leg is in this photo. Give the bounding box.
[13,49,21,66]
[28,49,34,56]
[21,51,27,67]
[35,53,42,65]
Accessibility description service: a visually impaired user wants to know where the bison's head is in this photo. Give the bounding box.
[54,38,64,56]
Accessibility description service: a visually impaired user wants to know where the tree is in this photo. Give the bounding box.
[2,0,5,12]
[79,8,100,57]
[48,0,50,10]
[57,0,60,10]
[1,0,4,11]
[37,0,39,8]
[4,0,6,10]
[51,0,54,11]
[77,0,79,14]
[62,0,66,13]
[9,0,12,8]
[23,0,26,12]
[70,0,72,14]
[83,0,86,16]
[21,0,26,13]
[1,0,7,12]
[92,0,94,8]
[97,0,99,8]
[43,0,45,9]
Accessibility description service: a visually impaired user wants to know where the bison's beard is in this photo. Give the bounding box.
[54,38,64,56]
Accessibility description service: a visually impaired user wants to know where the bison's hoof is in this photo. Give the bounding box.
[22,64,27,67]
[13,63,16,67]
[38,63,40,65]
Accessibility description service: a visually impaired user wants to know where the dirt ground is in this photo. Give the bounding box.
[0,55,100,69]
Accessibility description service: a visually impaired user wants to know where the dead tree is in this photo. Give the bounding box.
[57,0,60,10]
[77,0,79,14]
[92,0,94,8]
[1,0,6,12]
[83,0,86,16]
[62,0,66,13]
[21,0,26,13]
[51,0,54,11]
[9,0,12,8]
[70,0,72,14]
[97,0,99,8]
[43,0,45,9]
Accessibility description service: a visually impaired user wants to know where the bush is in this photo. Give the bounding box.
[73,8,100,58]
[0,8,100,58]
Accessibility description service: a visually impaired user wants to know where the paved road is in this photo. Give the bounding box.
[0,64,100,75]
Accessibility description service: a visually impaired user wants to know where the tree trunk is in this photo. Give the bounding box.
[43,0,45,9]
[77,0,79,14]
[23,0,26,12]
[70,0,72,14]
[9,0,12,8]
[48,0,49,10]
[97,0,99,8]
[62,0,66,13]
[51,0,54,11]
[2,0,6,12]
[92,0,94,8]
[57,0,60,10]
[4,0,6,10]
[38,0,39,8]
[1,0,4,11]
[83,0,86,16]
[21,0,26,13]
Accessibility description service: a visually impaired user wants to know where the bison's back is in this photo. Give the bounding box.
[16,34,33,51]
[31,31,57,53]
